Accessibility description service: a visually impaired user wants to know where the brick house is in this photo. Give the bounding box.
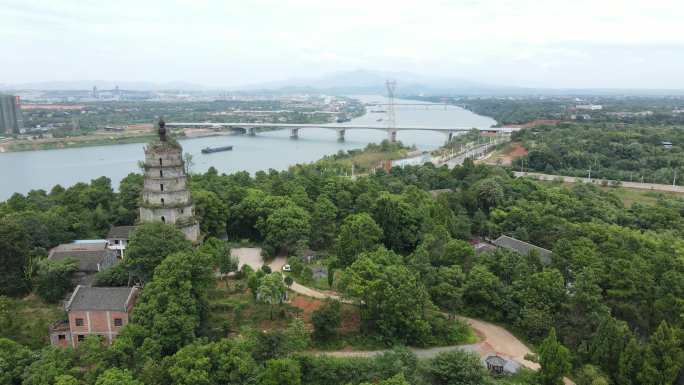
[50,285,139,347]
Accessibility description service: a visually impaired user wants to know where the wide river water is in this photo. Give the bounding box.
[0,95,495,199]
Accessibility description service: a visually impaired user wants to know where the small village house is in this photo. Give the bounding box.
[49,285,138,347]
[106,225,137,258]
[47,241,119,285]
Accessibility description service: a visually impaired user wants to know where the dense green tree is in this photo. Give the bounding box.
[372,193,420,253]
[637,321,683,385]
[616,337,642,385]
[310,196,338,250]
[341,247,432,344]
[575,365,609,385]
[359,373,410,385]
[125,222,192,283]
[261,358,301,385]
[537,328,571,385]
[0,338,33,385]
[22,347,77,385]
[33,258,78,303]
[54,375,78,385]
[257,272,287,320]
[473,177,505,211]
[116,173,144,225]
[439,239,474,268]
[513,269,566,340]
[285,318,310,352]
[311,300,341,341]
[335,213,383,267]
[0,217,31,296]
[263,206,311,256]
[461,265,508,320]
[130,251,213,355]
[94,368,143,385]
[425,350,492,385]
[192,189,228,237]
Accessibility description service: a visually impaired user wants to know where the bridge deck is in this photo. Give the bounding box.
[167,122,501,132]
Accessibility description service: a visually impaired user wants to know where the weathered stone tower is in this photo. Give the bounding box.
[139,119,200,242]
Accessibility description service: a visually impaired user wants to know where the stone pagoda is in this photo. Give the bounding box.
[139,118,199,242]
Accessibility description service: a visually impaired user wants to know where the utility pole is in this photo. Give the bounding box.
[385,80,397,131]
[674,168,677,187]
[588,167,592,182]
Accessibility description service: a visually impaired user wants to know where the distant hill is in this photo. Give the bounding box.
[237,69,526,96]
[3,71,684,96]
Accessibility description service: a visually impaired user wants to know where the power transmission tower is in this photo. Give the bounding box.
[385,80,397,130]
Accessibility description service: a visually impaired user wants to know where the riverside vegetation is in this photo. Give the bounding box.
[1,140,684,384]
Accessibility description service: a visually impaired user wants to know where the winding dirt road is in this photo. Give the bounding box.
[232,247,572,383]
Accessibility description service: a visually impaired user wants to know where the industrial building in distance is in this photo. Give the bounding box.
[0,94,24,134]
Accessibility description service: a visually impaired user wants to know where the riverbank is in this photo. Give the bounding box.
[0,128,247,153]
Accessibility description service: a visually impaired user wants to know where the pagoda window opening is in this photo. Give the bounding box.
[160,169,163,177]
[161,216,165,223]
[160,183,164,191]
[159,158,163,166]
[161,198,165,206]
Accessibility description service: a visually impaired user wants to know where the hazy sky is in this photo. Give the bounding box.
[2,0,684,89]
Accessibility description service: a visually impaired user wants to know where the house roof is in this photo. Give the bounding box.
[492,235,553,265]
[474,242,498,256]
[66,286,138,312]
[107,225,137,240]
[48,247,118,272]
[52,241,108,252]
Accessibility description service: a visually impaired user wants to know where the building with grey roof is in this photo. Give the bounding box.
[50,285,139,347]
[106,225,137,258]
[492,235,553,265]
[48,241,119,285]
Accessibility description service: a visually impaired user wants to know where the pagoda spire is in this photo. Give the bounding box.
[158,117,167,141]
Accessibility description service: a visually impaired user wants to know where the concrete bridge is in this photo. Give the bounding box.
[167,122,505,142]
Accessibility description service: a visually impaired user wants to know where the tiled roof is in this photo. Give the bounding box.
[492,235,553,265]
[107,225,137,240]
[48,247,118,272]
[66,286,137,312]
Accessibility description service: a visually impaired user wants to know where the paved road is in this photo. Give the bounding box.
[434,140,505,169]
[515,171,684,194]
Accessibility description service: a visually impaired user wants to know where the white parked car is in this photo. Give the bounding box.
[282,264,291,272]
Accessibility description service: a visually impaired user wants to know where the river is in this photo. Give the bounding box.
[0,95,495,199]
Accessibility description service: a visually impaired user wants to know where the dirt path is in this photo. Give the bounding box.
[268,255,345,301]
[231,247,572,383]
[230,247,265,271]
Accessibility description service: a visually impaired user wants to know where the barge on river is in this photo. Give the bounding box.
[201,145,233,154]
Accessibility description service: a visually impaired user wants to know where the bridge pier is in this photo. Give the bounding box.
[247,127,256,136]
[336,128,345,141]
[387,129,397,143]
[290,128,299,139]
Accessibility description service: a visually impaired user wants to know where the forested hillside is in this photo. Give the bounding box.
[512,123,684,184]
[2,156,684,384]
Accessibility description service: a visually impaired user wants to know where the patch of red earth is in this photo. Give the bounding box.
[291,295,324,322]
[339,304,361,332]
[290,295,361,333]
[508,142,528,158]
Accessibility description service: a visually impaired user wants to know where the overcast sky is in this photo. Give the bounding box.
[2,0,684,89]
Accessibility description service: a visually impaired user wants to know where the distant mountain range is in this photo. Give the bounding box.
[3,70,684,96]
[238,70,525,96]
